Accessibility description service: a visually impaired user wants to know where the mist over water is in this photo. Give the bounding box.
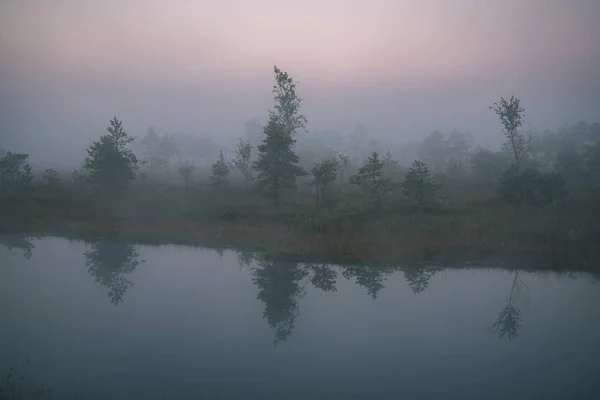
[1,237,599,399]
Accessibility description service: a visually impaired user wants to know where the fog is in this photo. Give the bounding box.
[1,0,599,169]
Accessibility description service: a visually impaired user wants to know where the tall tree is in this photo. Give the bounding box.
[83,117,139,196]
[272,65,307,137]
[490,96,530,171]
[254,115,305,206]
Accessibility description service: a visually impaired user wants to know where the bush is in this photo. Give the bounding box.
[498,167,567,205]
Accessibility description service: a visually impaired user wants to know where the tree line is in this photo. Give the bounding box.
[1,65,600,216]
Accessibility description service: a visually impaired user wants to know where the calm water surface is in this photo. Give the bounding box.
[1,236,599,399]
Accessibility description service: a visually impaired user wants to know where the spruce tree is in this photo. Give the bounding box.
[254,114,305,206]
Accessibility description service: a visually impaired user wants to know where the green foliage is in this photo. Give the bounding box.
[211,151,230,189]
[0,152,33,196]
[232,138,253,182]
[351,152,390,204]
[403,160,440,209]
[470,149,511,181]
[83,117,139,196]
[272,65,307,137]
[498,166,567,205]
[254,115,305,207]
[310,159,337,206]
[490,96,531,170]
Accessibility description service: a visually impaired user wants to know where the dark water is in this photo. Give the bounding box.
[1,236,599,399]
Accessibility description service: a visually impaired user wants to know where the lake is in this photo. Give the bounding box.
[1,235,599,399]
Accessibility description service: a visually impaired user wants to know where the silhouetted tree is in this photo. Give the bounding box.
[83,117,139,196]
[310,159,337,206]
[403,160,440,209]
[272,65,307,137]
[350,152,390,205]
[254,115,305,206]
[490,96,530,171]
[252,260,308,345]
[84,238,143,305]
[211,151,230,189]
[232,138,253,182]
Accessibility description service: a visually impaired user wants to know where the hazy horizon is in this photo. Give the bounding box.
[1,0,599,164]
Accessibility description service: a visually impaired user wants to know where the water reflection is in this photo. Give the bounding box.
[401,265,441,294]
[252,260,308,345]
[2,234,596,346]
[489,271,529,341]
[83,238,144,305]
[342,264,389,299]
[306,263,338,292]
[0,233,36,259]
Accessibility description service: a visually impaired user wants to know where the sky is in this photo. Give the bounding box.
[1,0,599,164]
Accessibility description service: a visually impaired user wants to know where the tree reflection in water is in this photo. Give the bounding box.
[0,233,36,259]
[490,270,529,341]
[251,260,308,345]
[243,251,443,344]
[84,237,144,306]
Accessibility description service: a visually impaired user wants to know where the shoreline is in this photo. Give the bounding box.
[2,216,599,271]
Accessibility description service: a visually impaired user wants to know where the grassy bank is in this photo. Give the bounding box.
[2,180,599,268]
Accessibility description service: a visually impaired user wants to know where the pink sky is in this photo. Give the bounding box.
[2,0,598,85]
[1,0,599,161]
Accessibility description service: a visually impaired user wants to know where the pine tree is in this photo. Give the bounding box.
[84,117,139,196]
[254,114,305,206]
[350,152,389,203]
[403,160,440,209]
